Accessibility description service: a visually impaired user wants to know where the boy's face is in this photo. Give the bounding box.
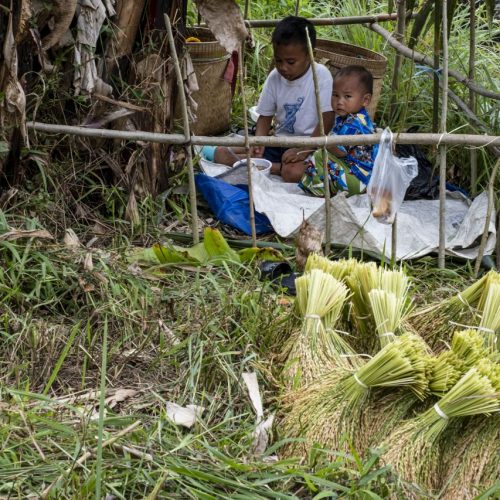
[332,74,372,116]
[273,43,310,81]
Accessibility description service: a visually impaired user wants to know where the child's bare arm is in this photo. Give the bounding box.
[251,115,273,157]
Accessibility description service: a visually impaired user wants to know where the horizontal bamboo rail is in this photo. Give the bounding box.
[245,12,413,27]
[28,122,500,148]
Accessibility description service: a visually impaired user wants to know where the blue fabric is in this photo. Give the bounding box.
[195,174,273,235]
[331,107,378,186]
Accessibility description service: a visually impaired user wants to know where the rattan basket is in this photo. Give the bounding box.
[182,28,232,136]
[314,40,387,119]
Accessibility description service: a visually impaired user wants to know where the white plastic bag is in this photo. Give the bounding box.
[367,128,418,224]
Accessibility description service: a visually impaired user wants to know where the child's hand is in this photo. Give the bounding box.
[251,145,264,157]
[282,148,309,164]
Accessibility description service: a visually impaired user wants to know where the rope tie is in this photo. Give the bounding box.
[305,314,321,320]
[476,326,495,334]
[353,373,368,389]
[378,331,395,338]
[433,403,449,420]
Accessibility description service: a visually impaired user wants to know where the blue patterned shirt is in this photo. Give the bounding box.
[332,107,378,185]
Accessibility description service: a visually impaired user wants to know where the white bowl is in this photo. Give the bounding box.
[232,158,272,177]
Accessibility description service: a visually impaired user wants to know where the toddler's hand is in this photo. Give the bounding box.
[282,148,308,164]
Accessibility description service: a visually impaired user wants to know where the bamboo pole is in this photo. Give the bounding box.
[27,122,500,148]
[469,0,477,195]
[295,0,300,16]
[474,159,499,276]
[368,22,500,100]
[432,1,441,133]
[389,0,406,121]
[164,14,199,244]
[438,0,449,269]
[306,27,331,253]
[390,0,406,263]
[245,12,415,28]
[244,0,250,19]
[238,42,257,246]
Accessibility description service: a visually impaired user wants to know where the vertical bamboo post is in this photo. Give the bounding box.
[165,14,199,244]
[438,0,448,269]
[390,0,405,263]
[474,158,499,276]
[469,0,477,196]
[295,0,300,16]
[238,42,257,246]
[305,27,331,253]
[389,0,406,121]
[244,0,250,20]
[432,1,441,133]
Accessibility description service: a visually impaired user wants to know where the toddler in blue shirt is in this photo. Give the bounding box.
[300,65,378,196]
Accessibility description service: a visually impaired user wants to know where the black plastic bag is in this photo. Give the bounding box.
[396,128,439,200]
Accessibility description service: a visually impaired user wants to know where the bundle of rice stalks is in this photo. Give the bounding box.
[282,270,353,388]
[281,334,430,456]
[347,265,412,353]
[440,416,500,499]
[345,262,380,349]
[305,254,359,282]
[384,361,499,491]
[427,329,489,395]
[477,282,500,351]
[340,333,430,409]
[279,370,347,457]
[369,289,409,348]
[407,271,495,350]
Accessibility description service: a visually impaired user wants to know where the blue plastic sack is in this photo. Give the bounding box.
[195,174,273,235]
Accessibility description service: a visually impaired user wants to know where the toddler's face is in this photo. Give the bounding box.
[273,43,310,81]
[332,75,372,116]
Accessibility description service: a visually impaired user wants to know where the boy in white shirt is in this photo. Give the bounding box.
[203,16,334,182]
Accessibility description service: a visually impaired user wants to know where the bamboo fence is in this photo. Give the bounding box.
[27,7,499,270]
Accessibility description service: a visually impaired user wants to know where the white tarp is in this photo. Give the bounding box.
[200,160,496,261]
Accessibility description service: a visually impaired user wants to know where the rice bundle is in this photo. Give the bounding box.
[340,333,429,408]
[384,361,499,490]
[477,282,500,351]
[440,416,500,499]
[283,269,353,387]
[417,363,499,441]
[281,334,429,455]
[427,329,489,395]
[407,272,494,349]
[369,290,405,347]
[305,254,359,282]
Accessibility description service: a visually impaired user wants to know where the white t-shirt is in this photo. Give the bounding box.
[256,63,333,137]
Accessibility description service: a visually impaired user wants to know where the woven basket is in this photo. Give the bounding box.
[182,28,232,136]
[314,40,387,119]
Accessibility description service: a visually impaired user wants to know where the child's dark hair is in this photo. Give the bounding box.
[335,65,373,94]
[271,16,316,50]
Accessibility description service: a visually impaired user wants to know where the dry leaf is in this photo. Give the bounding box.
[83,252,94,271]
[105,388,138,409]
[193,0,248,54]
[166,402,205,428]
[242,372,274,456]
[64,228,81,248]
[0,229,53,241]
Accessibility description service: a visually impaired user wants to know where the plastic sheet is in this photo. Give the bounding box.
[195,174,273,235]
